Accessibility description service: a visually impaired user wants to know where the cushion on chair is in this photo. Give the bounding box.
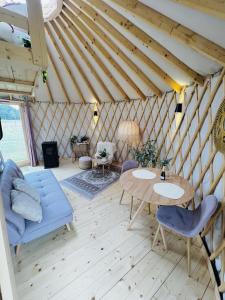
[122,160,138,173]
[157,195,218,238]
[96,141,116,161]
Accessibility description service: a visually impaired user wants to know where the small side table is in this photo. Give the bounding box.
[71,142,89,162]
[92,158,111,176]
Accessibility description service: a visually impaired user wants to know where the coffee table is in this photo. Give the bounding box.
[92,157,111,176]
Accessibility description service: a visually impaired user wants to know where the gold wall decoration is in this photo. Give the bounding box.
[214,98,225,154]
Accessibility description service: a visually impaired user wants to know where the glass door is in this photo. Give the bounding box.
[0,103,28,164]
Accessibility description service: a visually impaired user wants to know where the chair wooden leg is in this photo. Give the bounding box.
[15,244,21,256]
[66,223,71,232]
[148,203,151,215]
[160,225,167,250]
[120,190,125,205]
[129,196,134,220]
[152,224,160,248]
[187,238,191,277]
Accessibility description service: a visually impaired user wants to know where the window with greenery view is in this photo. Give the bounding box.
[0,104,28,163]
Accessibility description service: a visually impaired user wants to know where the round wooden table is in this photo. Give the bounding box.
[120,167,194,229]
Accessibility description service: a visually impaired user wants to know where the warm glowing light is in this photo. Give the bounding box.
[93,103,99,124]
[175,87,185,128]
[117,121,140,146]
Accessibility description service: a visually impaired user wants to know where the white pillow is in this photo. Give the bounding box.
[13,178,40,203]
[11,190,43,223]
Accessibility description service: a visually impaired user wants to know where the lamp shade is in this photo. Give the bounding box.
[117,121,140,146]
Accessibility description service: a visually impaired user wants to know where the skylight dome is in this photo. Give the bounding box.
[0,0,62,21]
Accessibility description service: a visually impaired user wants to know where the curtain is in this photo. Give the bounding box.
[23,102,38,167]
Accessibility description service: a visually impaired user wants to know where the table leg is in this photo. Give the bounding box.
[127,200,146,230]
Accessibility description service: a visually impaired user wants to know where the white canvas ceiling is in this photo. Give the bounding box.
[0,0,225,103]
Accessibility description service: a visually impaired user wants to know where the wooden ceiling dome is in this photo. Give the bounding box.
[1,0,225,103]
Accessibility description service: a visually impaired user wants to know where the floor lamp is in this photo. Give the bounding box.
[117,120,140,159]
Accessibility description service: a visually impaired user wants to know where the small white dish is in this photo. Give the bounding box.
[153,182,184,199]
[132,169,156,180]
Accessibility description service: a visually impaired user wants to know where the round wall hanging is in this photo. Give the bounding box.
[214,98,225,154]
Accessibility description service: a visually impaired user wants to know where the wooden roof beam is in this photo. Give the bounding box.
[0,77,34,87]
[0,89,31,96]
[47,47,71,104]
[72,0,181,93]
[51,18,102,104]
[0,41,34,66]
[45,23,86,104]
[63,3,147,99]
[0,6,28,30]
[26,0,48,68]
[171,0,225,20]
[64,2,163,97]
[88,0,204,85]
[48,22,114,103]
[111,0,225,66]
[58,14,130,101]
[46,81,54,104]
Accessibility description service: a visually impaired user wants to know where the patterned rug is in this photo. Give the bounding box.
[61,169,120,199]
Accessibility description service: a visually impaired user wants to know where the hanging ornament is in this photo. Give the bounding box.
[213,98,225,154]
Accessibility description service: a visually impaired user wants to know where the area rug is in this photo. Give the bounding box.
[61,169,120,199]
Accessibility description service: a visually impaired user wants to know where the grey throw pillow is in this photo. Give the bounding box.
[11,190,43,223]
[13,178,40,203]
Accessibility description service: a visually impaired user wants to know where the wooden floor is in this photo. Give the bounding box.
[14,160,214,300]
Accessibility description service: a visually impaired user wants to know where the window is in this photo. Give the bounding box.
[0,104,28,164]
[0,0,62,20]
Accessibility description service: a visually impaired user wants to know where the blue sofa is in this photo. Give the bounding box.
[0,160,73,248]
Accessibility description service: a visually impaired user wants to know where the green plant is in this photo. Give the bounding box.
[130,139,158,167]
[98,148,108,158]
[42,70,48,83]
[159,158,172,170]
[80,135,89,143]
[70,135,77,147]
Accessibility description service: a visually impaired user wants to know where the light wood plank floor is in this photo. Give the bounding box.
[13,160,214,300]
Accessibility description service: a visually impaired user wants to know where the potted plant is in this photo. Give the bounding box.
[70,135,77,149]
[80,135,89,143]
[158,158,172,180]
[130,139,158,167]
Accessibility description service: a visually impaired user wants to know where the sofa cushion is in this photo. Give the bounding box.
[23,170,73,239]
[11,190,43,223]
[0,160,25,236]
[13,178,40,203]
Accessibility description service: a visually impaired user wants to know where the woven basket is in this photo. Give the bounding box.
[214,98,225,154]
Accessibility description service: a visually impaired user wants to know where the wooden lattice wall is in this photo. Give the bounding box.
[30,69,225,292]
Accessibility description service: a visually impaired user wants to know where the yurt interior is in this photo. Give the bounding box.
[1,0,225,299]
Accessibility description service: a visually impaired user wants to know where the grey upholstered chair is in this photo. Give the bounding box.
[153,195,218,276]
[120,160,138,219]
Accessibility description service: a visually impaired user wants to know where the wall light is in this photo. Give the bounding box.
[175,103,182,113]
[93,106,99,124]
[175,88,185,128]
